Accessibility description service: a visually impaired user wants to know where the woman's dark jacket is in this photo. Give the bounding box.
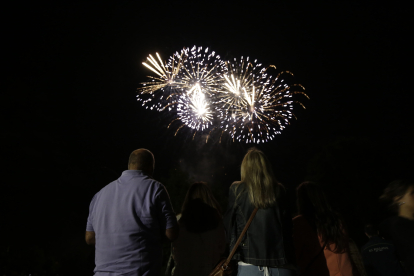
[223,182,296,267]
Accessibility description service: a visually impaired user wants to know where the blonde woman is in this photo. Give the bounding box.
[223,148,297,276]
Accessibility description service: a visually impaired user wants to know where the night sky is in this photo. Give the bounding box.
[3,1,414,274]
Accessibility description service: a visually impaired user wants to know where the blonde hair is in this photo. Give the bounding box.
[239,148,280,208]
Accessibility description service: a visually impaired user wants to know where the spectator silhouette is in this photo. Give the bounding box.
[172,182,225,276]
[361,223,406,276]
[379,180,414,276]
[86,148,178,276]
[223,148,297,276]
[293,181,354,276]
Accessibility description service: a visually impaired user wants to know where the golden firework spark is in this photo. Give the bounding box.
[137,52,185,95]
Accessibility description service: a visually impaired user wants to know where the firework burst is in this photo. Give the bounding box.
[136,51,187,113]
[177,46,227,96]
[176,83,214,131]
[136,47,308,143]
[137,46,226,138]
[167,46,227,135]
[217,57,308,144]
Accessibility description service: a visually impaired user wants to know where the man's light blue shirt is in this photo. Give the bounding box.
[87,170,177,276]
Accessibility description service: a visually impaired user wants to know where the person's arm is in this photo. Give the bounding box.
[223,183,237,244]
[165,226,179,242]
[85,231,96,245]
[155,184,179,242]
[86,193,98,245]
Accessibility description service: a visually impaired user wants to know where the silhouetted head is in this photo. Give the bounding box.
[239,147,281,209]
[297,181,347,253]
[381,179,414,218]
[180,182,222,233]
[364,224,378,238]
[181,182,221,214]
[128,149,155,176]
[296,181,333,217]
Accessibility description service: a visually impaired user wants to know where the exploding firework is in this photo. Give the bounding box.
[168,46,226,134]
[176,83,214,131]
[137,46,226,137]
[215,56,260,118]
[176,46,226,96]
[137,50,193,115]
[136,48,308,143]
[217,57,308,144]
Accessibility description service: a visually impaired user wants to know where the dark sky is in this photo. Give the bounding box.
[3,1,413,255]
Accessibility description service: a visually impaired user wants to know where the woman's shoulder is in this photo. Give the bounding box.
[230,181,241,188]
[293,214,304,220]
[229,181,243,193]
[292,215,310,225]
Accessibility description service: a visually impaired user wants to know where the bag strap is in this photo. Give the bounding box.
[222,208,258,270]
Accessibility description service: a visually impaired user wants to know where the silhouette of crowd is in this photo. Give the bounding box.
[85,148,414,276]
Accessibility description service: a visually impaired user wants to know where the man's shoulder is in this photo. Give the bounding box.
[120,172,164,189]
[97,179,119,194]
[135,176,164,191]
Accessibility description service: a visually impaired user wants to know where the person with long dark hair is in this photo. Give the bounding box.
[293,181,354,276]
[223,148,297,276]
[380,179,414,276]
[172,182,225,276]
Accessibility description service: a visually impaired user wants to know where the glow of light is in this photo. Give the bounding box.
[189,84,210,119]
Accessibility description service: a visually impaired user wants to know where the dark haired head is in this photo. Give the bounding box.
[364,224,378,237]
[180,198,220,233]
[297,181,333,218]
[180,182,222,233]
[181,182,221,214]
[380,179,414,212]
[296,181,347,253]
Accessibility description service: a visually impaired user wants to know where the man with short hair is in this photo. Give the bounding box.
[86,149,179,276]
[361,224,406,276]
